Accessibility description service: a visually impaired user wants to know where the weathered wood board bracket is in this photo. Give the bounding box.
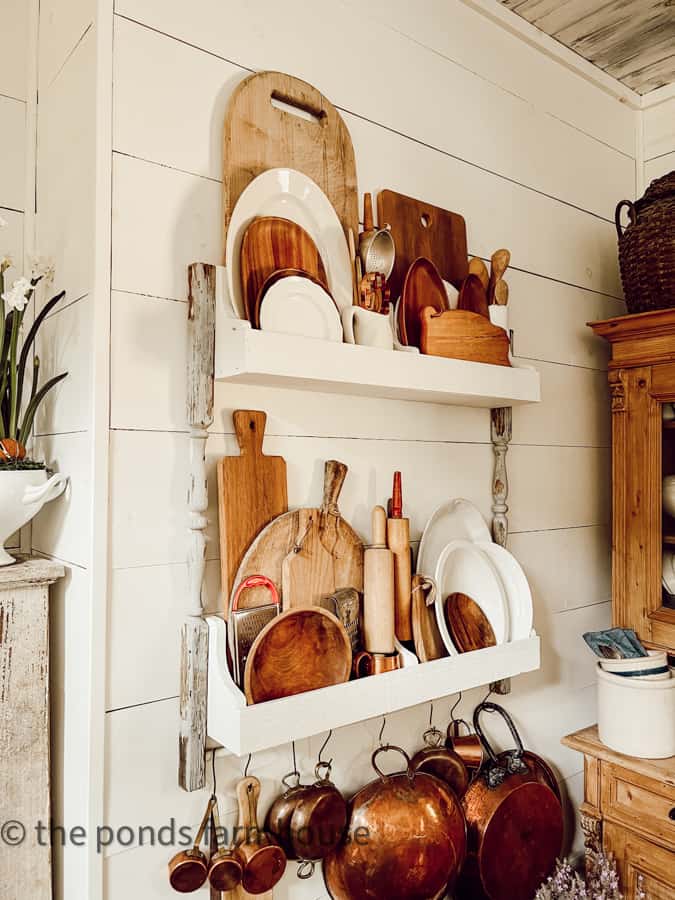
[179,263,522,787]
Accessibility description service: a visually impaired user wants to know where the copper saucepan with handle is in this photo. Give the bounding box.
[323,744,466,899]
[168,795,215,893]
[457,702,563,900]
[446,717,485,771]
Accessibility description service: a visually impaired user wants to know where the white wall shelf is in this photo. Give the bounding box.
[215,317,541,408]
[206,615,540,756]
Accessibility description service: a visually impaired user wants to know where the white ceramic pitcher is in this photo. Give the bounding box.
[0,469,68,565]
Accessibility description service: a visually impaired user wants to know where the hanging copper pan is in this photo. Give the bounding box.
[410,725,469,799]
[457,702,563,900]
[323,745,466,900]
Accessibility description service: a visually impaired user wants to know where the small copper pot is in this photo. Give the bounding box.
[411,725,469,799]
[235,776,286,894]
[446,717,485,771]
[168,795,214,893]
[353,649,401,677]
[208,797,243,892]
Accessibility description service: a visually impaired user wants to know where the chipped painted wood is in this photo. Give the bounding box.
[502,0,675,94]
[491,407,512,549]
[0,558,64,899]
[180,263,216,792]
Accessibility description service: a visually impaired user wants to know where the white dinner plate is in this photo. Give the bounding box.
[476,541,532,641]
[434,540,509,655]
[417,499,491,580]
[259,276,342,342]
[226,168,353,319]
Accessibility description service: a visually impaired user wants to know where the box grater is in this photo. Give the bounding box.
[321,587,362,654]
[229,574,279,687]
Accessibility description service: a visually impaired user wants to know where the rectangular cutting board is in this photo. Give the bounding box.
[223,70,359,258]
[217,410,288,607]
[377,190,469,300]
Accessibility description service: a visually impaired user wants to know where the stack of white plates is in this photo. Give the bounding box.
[416,499,533,656]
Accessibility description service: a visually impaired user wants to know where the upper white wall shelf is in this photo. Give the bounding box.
[215,317,541,408]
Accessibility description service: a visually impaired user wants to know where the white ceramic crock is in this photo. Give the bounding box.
[341,306,394,349]
[0,469,68,565]
[597,662,675,759]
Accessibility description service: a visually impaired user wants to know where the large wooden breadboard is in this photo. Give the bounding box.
[377,190,469,300]
[223,70,359,257]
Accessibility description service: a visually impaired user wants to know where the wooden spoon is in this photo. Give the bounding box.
[457,273,490,318]
[493,279,509,306]
[446,592,496,652]
[468,257,489,291]
[488,248,511,303]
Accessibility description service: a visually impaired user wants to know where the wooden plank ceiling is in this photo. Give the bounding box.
[501,0,675,94]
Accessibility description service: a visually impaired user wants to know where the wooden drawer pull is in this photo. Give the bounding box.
[669,807,675,821]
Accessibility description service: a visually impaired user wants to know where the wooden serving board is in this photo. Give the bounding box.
[223,70,359,258]
[377,190,468,300]
[420,308,511,367]
[228,461,363,616]
[241,217,329,325]
[218,411,288,611]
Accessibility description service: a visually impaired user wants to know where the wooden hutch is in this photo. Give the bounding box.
[564,309,675,900]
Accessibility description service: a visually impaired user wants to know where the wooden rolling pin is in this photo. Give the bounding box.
[387,472,412,643]
[363,505,395,653]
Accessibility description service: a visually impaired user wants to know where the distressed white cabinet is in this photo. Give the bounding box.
[0,557,64,899]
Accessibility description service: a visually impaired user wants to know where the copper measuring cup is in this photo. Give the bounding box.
[168,795,214,892]
[446,717,485,771]
[208,796,243,892]
[235,775,287,893]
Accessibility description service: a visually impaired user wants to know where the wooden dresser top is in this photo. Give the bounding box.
[563,725,675,786]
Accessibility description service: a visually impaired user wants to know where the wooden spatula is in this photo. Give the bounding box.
[218,411,288,612]
[281,461,346,608]
[468,257,489,291]
[488,248,511,303]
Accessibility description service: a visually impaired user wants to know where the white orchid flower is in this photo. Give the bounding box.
[2,276,32,312]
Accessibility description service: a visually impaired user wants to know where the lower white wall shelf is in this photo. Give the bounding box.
[206,615,540,756]
[215,316,540,407]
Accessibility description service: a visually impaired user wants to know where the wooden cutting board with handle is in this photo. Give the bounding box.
[218,411,288,612]
[377,190,468,301]
[411,574,448,663]
[223,70,359,258]
[228,460,363,616]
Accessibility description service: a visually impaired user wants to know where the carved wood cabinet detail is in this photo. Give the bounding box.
[590,309,675,654]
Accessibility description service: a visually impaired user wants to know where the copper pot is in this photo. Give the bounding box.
[457,702,563,900]
[234,776,286,894]
[323,744,466,899]
[410,725,469,799]
[267,763,347,876]
[168,795,214,893]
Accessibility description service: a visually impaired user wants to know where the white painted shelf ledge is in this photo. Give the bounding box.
[206,615,540,756]
[215,318,540,408]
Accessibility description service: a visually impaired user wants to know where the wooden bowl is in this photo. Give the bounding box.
[244,608,352,704]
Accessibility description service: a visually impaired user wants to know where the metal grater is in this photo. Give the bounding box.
[321,587,362,654]
[231,605,278,686]
[229,574,280,687]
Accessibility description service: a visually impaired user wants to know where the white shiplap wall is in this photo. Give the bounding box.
[102,1,633,897]
[30,3,99,900]
[643,92,675,184]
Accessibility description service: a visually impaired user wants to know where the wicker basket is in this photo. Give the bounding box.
[616,171,675,314]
